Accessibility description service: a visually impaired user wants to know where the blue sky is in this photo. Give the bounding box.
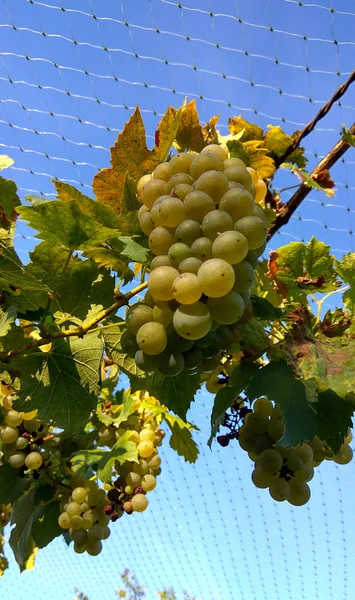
[1,1,355,599]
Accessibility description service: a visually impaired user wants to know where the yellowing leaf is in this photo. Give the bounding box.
[93,168,123,210]
[228,116,263,142]
[201,114,220,145]
[264,125,307,168]
[243,140,275,178]
[154,105,184,162]
[0,155,14,170]
[23,545,38,571]
[134,263,142,276]
[173,100,205,152]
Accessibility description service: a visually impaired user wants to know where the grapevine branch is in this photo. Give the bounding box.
[274,69,355,167]
[0,281,148,361]
[268,122,355,240]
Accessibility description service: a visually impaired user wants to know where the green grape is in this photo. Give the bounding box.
[5,410,23,427]
[73,544,87,554]
[219,188,254,221]
[148,455,161,470]
[232,260,255,292]
[249,183,256,199]
[158,351,185,376]
[15,436,29,450]
[253,397,273,417]
[151,196,186,228]
[153,161,170,181]
[120,329,139,357]
[168,152,195,176]
[0,426,19,444]
[267,419,284,442]
[190,153,224,180]
[148,266,179,301]
[131,493,149,512]
[223,165,252,190]
[82,511,94,529]
[234,216,268,250]
[240,290,250,305]
[72,487,87,504]
[141,474,156,492]
[191,237,213,261]
[133,460,149,476]
[294,463,314,482]
[126,472,142,488]
[138,204,149,218]
[257,448,283,474]
[224,157,246,169]
[141,179,167,208]
[255,242,266,257]
[66,502,82,517]
[195,330,216,348]
[171,336,194,352]
[247,413,269,436]
[253,434,273,455]
[171,183,194,200]
[173,302,212,340]
[166,173,193,193]
[253,203,267,223]
[207,291,245,325]
[251,468,276,489]
[238,431,256,453]
[149,226,175,255]
[295,443,313,463]
[175,220,203,245]
[137,440,155,458]
[139,212,154,236]
[269,479,290,502]
[201,144,228,161]
[168,243,192,267]
[247,167,259,186]
[255,179,267,203]
[245,250,258,268]
[183,346,203,369]
[58,512,71,529]
[136,322,167,355]
[135,350,158,372]
[86,540,103,556]
[126,303,154,335]
[71,529,88,546]
[178,257,203,274]
[212,230,249,265]
[214,326,234,350]
[202,210,234,241]
[98,425,115,445]
[150,255,172,269]
[23,418,41,432]
[9,452,26,468]
[25,451,43,470]
[137,174,152,200]
[184,190,215,221]
[286,453,303,473]
[197,258,235,298]
[172,273,202,304]
[152,302,174,326]
[288,480,311,506]
[195,170,230,204]
[102,526,111,540]
[143,291,155,307]
[333,443,353,465]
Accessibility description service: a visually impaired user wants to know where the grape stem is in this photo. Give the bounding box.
[0,281,148,361]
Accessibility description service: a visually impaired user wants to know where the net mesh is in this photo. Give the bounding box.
[1,1,355,599]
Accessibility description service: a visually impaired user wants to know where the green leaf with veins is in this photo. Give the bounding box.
[0,175,20,229]
[31,501,62,549]
[101,324,144,378]
[263,125,306,168]
[335,252,355,314]
[165,417,199,463]
[53,181,121,229]
[314,390,354,454]
[11,333,102,433]
[0,463,28,504]
[250,296,284,321]
[9,487,44,570]
[228,116,264,142]
[0,304,18,337]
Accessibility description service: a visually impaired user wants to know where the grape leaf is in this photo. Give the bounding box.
[0,463,28,504]
[234,320,270,354]
[130,371,200,420]
[226,140,250,166]
[282,163,335,197]
[243,140,275,179]
[54,181,121,229]
[154,105,184,162]
[0,304,18,337]
[314,390,354,454]
[166,417,199,463]
[173,100,206,152]
[119,175,142,237]
[250,296,283,321]
[335,252,355,314]
[9,488,44,570]
[248,361,318,447]
[0,175,20,229]
[263,125,306,168]
[92,167,123,210]
[201,114,219,145]
[0,155,14,170]
[12,333,102,433]
[228,116,263,142]
[209,361,258,445]
[101,325,144,378]
[31,501,62,549]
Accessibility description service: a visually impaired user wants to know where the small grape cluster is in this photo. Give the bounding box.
[58,481,111,556]
[0,395,47,472]
[219,396,353,506]
[123,144,268,377]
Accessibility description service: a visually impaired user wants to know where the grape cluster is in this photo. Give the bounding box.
[219,396,353,506]
[0,395,47,472]
[126,145,268,376]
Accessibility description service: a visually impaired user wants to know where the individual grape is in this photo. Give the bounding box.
[194,330,216,348]
[191,237,213,261]
[173,302,212,340]
[152,302,174,327]
[150,255,172,269]
[288,480,311,506]
[98,425,115,446]
[153,162,170,182]
[126,472,142,488]
[149,226,175,255]
[195,170,230,204]
[294,443,313,463]
[139,211,154,236]
[58,512,71,529]
[148,266,179,301]
[175,220,203,246]
[224,157,245,169]
[82,511,94,529]
[72,487,87,504]
[232,260,255,292]
[141,474,157,492]
[184,190,215,221]
[178,257,203,274]
[267,419,284,442]
[253,397,273,417]
[71,529,88,546]
[254,242,266,257]
[137,440,155,458]
[102,526,111,540]
[246,167,259,186]
[183,346,204,369]
[286,454,303,473]
[131,493,149,512]
[247,413,269,436]
[207,291,245,325]
[294,463,314,483]
[219,188,255,222]
[201,143,228,161]
[249,183,256,199]
[148,454,162,470]
[269,479,290,502]
[202,210,234,241]
[223,165,252,190]
[234,216,267,250]
[25,451,43,470]
[168,152,195,176]
[136,322,167,355]
[333,443,353,465]
[251,468,276,489]
[126,304,154,335]
[86,541,103,556]
[190,153,224,180]
[172,273,202,304]
[66,502,82,517]
[15,436,29,450]
[171,183,194,200]
[123,501,133,514]
[5,410,23,427]
[166,173,193,193]
[141,179,167,208]
[257,449,283,474]
[139,428,156,443]
[158,351,185,376]
[255,179,267,203]
[245,250,258,269]
[212,230,249,265]
[9,452,26,468]
[253,434,273,455]
[137,174,152,200]
[23,418,41,432]
[168,243,192,267]
[253,204,266,223]
[120,329,139,357]
[150,196,186,228]
[134,351,157,373]
[133,460,149,476]
[138,204,149,218]
[0,426,19,444]
[214,326,234,350]
[197,258,235,298]
[73,543,87,554]
[238,430,256,453]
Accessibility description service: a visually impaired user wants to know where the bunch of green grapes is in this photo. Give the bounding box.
[0,395,47,472]
[58,481,111,556]
[239,397,353,506]
[124,144,268,377]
